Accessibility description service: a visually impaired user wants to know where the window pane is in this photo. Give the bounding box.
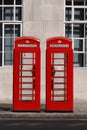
[4,38,14,52]
[85,54,87,66]
[65,24,72,38]
[16,0,22,5]
[74,8,84,21]
[85,39,87,52]
[65,7,72,21]
[4,53,12,60]
[4,38,14,46]
[0,38,2,51]
[4,46,13,51]
[4,60,12,65]
[73,24,84,38]
[85,9,87,20]
[85,24,87,37]
[74,0,84,5]
[0,23,2,36]
[15,7,22,21]
[0,7,2,20]
[0,53,2,66]
[4,53,13,65]
[74,39,83,51]
[4,7,14,20]
[4,0,14,5]
[0,0,2,5]
[66,0,72,5]
[4,25,14,37]
[15,25,20,37]
[74,53,83,67]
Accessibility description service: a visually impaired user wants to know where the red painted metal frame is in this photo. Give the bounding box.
[13,36,40,111]
[46,37,73,111]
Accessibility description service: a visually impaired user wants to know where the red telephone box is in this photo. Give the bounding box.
[46,37,73,111]
[13,36,40,111]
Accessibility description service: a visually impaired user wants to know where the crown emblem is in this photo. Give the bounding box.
[26,40,29,43]
[58,40,62,43]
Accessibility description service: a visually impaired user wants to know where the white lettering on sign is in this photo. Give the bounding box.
[50,44,69,48]
[18,44,37,47]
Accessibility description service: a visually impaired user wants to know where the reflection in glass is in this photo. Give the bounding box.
[4,38,14,52]
[74,0,84,5]
[74,53,83,67]
[16,0,22,5]
[4,0,14,5]
[4,7,13,20]
[85,39,87,52]
[0,0,2,5]
[74,39,83,51]
[0,38,2,51]
[4,25,14,37]
[4,38,14,46]
[66,7,72,21]
[4,53,13,65]
[0,7,2,20]
[85,54,87,66]
[74,8,84,21]
[73,24,84,38]
[65,24,72,38]
[0,24,2,36]
[15,25,20,37]
[15,7,22,21]
[85,24,87,37]
[4,46,13,52]
[66,0,72,5]
[0,53,2,66]
[85,10,87,20]
[4,53,12,60]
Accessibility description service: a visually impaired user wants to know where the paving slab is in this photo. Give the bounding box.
[0,100,87,119]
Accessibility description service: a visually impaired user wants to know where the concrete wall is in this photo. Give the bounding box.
[0,67,13,103]
[23,0,64,104]
[0,0,87,104]
[74,68,87,102]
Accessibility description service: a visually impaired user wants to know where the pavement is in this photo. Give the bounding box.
[0,100,87,119]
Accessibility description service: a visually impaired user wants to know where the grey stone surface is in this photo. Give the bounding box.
[0,68,13,103]
[23,21,44,36]
[0,100,87,119]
